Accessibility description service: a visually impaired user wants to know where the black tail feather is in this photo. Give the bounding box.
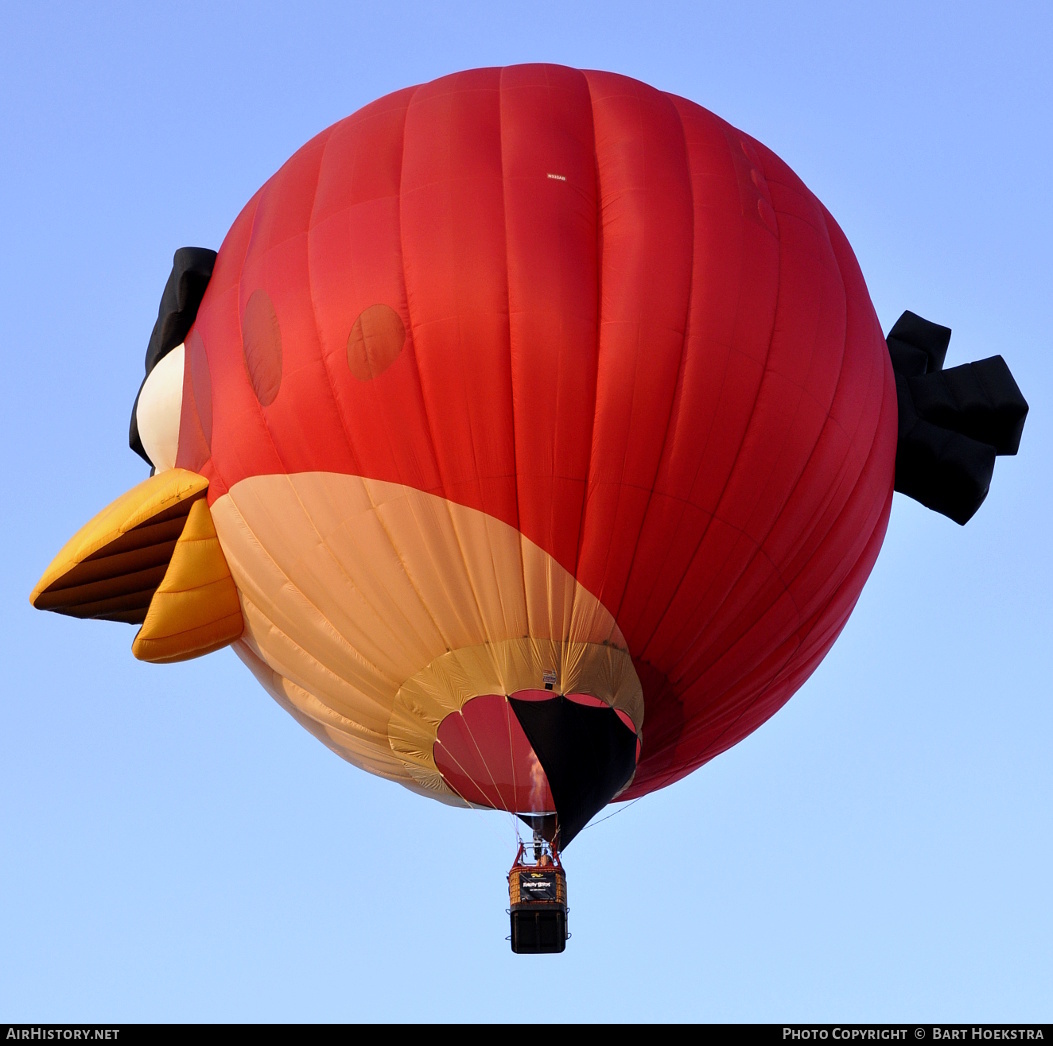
[887,311,1027,524]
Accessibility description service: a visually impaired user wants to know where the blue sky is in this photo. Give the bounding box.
[2,1,1050,1022]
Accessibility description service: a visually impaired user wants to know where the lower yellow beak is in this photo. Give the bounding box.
[31,468,244,663]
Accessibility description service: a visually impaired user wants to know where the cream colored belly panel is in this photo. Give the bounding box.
[210,473,642,802]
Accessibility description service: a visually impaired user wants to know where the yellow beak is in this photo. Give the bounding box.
[31,468,243,663]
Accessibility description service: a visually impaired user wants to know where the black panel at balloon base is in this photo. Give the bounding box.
[507,840,569,954]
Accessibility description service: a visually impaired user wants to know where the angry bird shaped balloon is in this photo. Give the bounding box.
[31,66,1027,847]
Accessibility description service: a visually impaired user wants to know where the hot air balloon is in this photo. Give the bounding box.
[30,65,1026,953]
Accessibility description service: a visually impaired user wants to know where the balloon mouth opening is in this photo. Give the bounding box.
[434,689,641,846]
[434,692,559,815]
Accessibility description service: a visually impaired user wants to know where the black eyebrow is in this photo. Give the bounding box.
[129,247,217,465]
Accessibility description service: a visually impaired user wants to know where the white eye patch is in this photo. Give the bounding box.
[135,343,185,472]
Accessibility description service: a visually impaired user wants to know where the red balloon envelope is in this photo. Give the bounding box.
[39,65,1025,849]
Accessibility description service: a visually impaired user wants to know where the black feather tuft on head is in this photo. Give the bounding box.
[129,248,217,465]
